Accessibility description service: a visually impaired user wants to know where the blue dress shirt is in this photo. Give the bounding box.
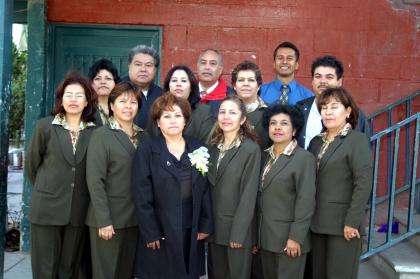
[260,78,314,105]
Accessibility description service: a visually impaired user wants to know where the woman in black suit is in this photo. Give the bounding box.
[25,72,97,279]
[308,87,372,279]
[88,58,121,126]
[132,93,213,279]
[207,94,261,279]
[86,81,148,278]
[146,65,213,143]
[258,105,316,279]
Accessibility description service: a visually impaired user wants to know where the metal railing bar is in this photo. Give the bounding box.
[405,100,412,186]
[367,90,419,119]
[368,139,381,251]
[370,113,420,141]
[361,227,420,260]
[408,119,420,226]
[387,128,400,241]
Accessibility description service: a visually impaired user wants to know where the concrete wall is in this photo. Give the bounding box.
[47,0,419,114]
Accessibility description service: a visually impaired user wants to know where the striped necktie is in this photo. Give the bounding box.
[279,84,288,105]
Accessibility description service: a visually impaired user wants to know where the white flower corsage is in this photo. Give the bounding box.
[188,146,210,176]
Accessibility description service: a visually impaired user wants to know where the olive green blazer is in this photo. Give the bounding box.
[247,107,271,150]
[85,125,149,229]
[146,103,214,144]
[308,130,373,235]
[258,146,316,254]
[207,138,261,248]
[25,116,94,226]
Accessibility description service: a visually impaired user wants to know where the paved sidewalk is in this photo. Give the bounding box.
[4,251,31,279]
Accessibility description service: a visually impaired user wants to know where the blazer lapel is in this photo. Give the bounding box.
[216,147,239,184]
[154,137,180,181]
[261,154,291,191]
[318,137,344,171]
[75,128,92,164]
[113,130,136,156]
[54,125,75,166]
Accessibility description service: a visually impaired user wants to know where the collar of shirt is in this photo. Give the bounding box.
[246,97,268,113]
[108,116,142,133]
[217,135,242,152]
[265,139,298,160]
[199,80,219,95]
[319,122,352,143]
[51,113,95,131]
[273,78,297,92]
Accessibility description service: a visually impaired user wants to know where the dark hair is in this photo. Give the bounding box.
[209,94,258,145]
[317,87,359,128]
[197,48,224,66]
[108,81,142,117]
[231,60,262,87]
[311,55,344,80]
[273,41,300,62]
[150,93,192,124]
[87,58,121,83]
[128,45,160,68]
[163,65,200,109]
[52,71,97,123]
[262,104,304,140]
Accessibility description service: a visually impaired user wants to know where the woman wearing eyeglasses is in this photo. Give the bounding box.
[25,72,97,279]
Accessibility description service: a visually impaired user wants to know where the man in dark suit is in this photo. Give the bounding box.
[296,55,370,149]
[122,45,162,128]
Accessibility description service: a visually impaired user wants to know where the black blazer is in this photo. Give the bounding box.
[296,96,370,148]
[131,135,213,278]
[146,102,214,144]
[25,116,94,226]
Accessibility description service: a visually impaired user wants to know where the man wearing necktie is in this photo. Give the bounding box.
[260,41,313,106]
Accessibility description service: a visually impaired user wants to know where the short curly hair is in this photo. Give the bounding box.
[262,104,304,140]
[150,93,192,124]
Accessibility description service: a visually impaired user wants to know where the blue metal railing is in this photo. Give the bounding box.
[361,112,420,259]
[368,90,419,194]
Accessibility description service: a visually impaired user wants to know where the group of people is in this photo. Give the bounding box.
[25,41,373,279]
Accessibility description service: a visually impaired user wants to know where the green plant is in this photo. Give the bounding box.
[9,43,27,148]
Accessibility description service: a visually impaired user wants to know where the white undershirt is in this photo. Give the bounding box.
[142,89,148,99]
[304,100,323,149]
[199,80,219,96]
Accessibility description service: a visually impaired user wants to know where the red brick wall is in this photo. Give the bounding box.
[47,0,419,114]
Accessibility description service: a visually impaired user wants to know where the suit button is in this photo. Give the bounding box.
[72,167,75,172]
[70,183,74,188]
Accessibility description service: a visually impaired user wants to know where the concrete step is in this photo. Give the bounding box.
[366,240,420,279]
[359,257,390,279]
[394,209,420,250]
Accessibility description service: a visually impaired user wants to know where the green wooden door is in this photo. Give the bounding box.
[47,23,162,114]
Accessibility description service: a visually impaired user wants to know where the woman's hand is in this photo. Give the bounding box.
[252,246,259,254]
[284,239,301,257]
[98,225,115,240]
[197,232,209,240]
[344,225,360,241]
[146,240,161,250]
[229,242,243,249]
